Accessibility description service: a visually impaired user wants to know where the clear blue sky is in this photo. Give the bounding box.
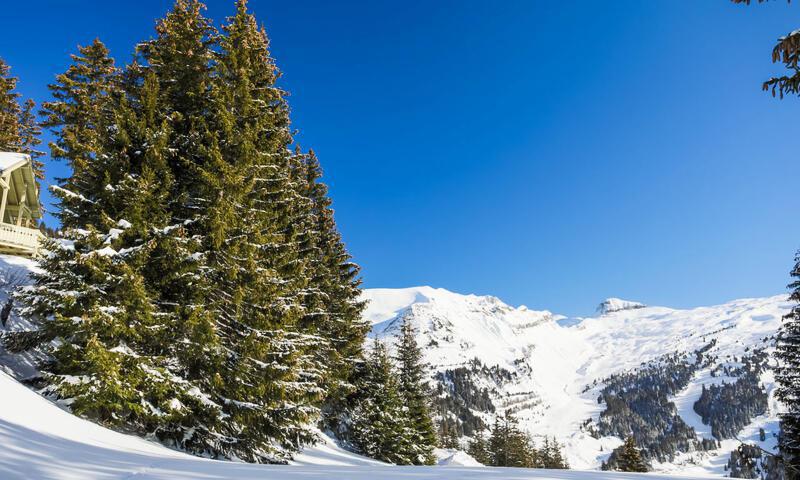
[1,1,798,316]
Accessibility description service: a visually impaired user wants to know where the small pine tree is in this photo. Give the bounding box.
[467,429,491,465]
[489,411,537,467]
[617,436,648,473]
[395,317,437,465]
[350,340,414,465]
[438,419,461,449]
[543,436,569,469]
[489,414,509,466]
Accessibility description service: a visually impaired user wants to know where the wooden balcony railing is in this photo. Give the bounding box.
[0,222,44,256]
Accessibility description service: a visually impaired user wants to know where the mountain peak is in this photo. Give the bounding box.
[596,297,646,315]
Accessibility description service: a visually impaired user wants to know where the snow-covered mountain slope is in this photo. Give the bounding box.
[365,286,792,475]
[0,369,717,479]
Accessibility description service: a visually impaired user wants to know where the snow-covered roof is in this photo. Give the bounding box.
[0,152,29,175]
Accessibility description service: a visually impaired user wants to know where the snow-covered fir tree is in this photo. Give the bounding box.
[395,316,437,465]
[40,38,119,226]
[602,436,649,472]
[17,99,43,178]
[778,251,800,479]
[467,429,491,465]
[350,339,414,464]
[294,149,369,423]
[489,411,536,468]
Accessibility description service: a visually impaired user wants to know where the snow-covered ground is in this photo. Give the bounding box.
[365,286,792,475]
[0,369,719,479]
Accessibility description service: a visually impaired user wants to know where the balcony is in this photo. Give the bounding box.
[0,223,44,257]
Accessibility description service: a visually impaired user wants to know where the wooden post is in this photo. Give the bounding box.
[0,178,9,225]
[16,191,26,227]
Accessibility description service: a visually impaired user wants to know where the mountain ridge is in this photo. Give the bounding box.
[363,286,791,475]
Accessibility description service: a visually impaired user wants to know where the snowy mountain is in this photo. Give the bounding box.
[365,286,791,476]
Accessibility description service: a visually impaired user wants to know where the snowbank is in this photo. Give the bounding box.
[0,368,721,479]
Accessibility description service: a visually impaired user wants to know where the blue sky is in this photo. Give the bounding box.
[1,1,799,316]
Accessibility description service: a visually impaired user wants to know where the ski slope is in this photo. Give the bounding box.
[0,370,720,479]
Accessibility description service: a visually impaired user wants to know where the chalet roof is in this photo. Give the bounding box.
[0,152,29,174]
[0,152,42,219]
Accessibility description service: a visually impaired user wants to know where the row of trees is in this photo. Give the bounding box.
[5,0,370,463]
[466,411,569,469]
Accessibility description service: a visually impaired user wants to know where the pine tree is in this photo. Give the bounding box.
[467,429,492,465]
[295,149,368,423]
[616,436,648,472]
[350,340,414,464]
[395,316,437,465]
[0,58,21,151]
[540,436,568,469]
[438,418,461,449]
[488,411,537,467]
[732,0,800,98]
[778,252,800,479]
[12,74,216,447]
[489,414,509,466]
[40,38,118,227]
[17,99,43,179]
[201,0,330,459]
[504,418,533,468]
[0,58,43,176]
[14,0,236,460]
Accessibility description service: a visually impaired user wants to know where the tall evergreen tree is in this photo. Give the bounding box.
[395,317,437,465]
[295,149,368,420]
[0,58,21,151]
[0,57,43,177]
[202,0,330,459]
[12,70,217,449]
[778,252,800,479]
[17,99,43,178]
[40,38,118,227]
